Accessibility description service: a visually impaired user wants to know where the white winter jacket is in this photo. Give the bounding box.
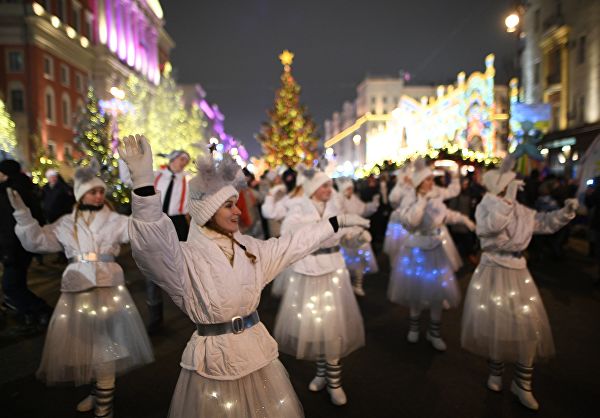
[129,193,337,380]
[13,206,129,292]
[476,193,575,269]
[399,189,471,250]
[337,193,378,217]
[281,196,359,276]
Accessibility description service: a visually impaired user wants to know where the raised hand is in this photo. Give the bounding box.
[117,134,155,189]
[337,214,370,229]
[6,187,27,211]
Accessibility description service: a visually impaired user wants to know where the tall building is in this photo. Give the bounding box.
[0,0,173,166]
[521,0,600,170]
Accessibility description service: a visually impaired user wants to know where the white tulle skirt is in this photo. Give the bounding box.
[36,286,154,386]
[461,264,555,362]
[341,243,379,275]
[273,269,365,361]
[440,225,463,272]
[270,268,293,298]
[387,244,460,310]
[168,360,303,418]
[383,219,409,262]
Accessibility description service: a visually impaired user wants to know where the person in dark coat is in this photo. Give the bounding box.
[42,169,75,223]
[0,159,52,325]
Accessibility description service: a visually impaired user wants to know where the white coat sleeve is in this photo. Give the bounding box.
[436,176,460,201]
[261,195,288,220]
[13,208,63,254]
[399,192,427,228]
[475,195,513,238]
[254,220,335,285]
[389,184,404,208]
[444,208,473,227]
[533,206,576,235]
[114,213,130,244]
[129,192,189,304]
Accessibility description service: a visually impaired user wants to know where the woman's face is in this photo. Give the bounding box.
[417,176,434,195]
[312,181,333,202]
[212,196,242,233]
[169,154,190,173]
[343,186,353,198]
[81,187,105,206]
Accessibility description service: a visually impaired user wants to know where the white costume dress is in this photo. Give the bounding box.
[388,190,471,310]
[461,194,575,361]
[274,196,365,361]
[337,192,379,275]
[384,182,411,262]
[13,206,153,385]
[129,192,341,418]
[430,178,463,272]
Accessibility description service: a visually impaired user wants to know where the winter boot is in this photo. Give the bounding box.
[407,315,420,343]
[76,390,94,412]
[511,362,539,410]
[94,384,114,418]
[326,361,347,406]
[487,359,504,392]
[308,358,327,392]
[426,320,447,351]
[352,271,365,296]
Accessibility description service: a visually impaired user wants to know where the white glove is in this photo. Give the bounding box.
[505,179,524,202]
[6,187,27,211]
[463,218,476,232]
[359,230,372,243]
[117,134,155,189]
[564,198,579,213]
[269,184,286,198]
[337,214,370,229]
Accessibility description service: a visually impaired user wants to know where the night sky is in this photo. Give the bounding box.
[163,0,518,157]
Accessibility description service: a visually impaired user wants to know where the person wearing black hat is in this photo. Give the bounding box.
[0,159,52,326]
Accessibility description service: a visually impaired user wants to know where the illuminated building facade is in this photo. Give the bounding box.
[0,0,173,166]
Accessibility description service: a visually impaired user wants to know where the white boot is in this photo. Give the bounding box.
[426,320,446,351]
[486,360,504,392]
[511,363,539,410]
[76,393,94,412]
[326,362,347,406]
[94,385,115,418]
[407,315,419,343]
[308,359,326,392]
[353,286,365,297]
[353,271,365,297]
[487,375,503,392]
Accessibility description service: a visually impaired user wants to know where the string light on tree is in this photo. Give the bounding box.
[0,98,17,159]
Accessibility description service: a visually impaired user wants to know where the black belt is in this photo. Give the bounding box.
[313,246,341,256]
[486,250,523,258]
[195,311,260,336]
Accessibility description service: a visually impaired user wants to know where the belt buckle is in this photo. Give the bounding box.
[85,252,98,262]
[231,316,244,334]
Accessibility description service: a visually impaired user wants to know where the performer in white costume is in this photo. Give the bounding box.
[274,169,368,406]
[120,135,369,417]
[383,165,412,262]
[461,158,578,410]
[388,159,474,351]
[7,161,153,418]
[336,178,380,296]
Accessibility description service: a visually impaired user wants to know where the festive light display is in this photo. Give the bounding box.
[30,134,59,186]
[257,50,319,168]
[0,98,17,159]
[74,87,130,205]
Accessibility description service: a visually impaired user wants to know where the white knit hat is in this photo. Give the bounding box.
[482,156,516,195]
[336,178,354,192]
[303,169,332,197]
[411,158,433,188]
[188,153,245,226]
[74,160,106,201]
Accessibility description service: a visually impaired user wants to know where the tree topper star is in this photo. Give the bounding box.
[279,50,294,67]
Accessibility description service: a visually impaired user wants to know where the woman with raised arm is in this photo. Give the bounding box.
[461,158,578,411]
[120,135,369,418]
[6,161,153,418]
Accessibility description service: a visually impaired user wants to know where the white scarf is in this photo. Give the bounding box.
[200,226,235,265]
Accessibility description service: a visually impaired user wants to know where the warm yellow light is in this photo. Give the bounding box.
[505,13,520,33]
[66,26,76,39]
[279,50,295,67]
[51,15,61,28]
[32,2,45,16]
[110,87,125,100]
[325,147,334,156]
[80,36,89,48]
[353,134,361,145]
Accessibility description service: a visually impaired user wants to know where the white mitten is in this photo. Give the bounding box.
[564,198,579,214]
[117,134,155,189]
[269,184,287,198]
[6,187,27,211]
[337,214,370,229]
[505,179,524,202]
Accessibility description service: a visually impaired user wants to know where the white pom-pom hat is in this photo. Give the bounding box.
[303,168,332,197]
[188,154,246,226]
[482,156,517,195]
[411,158,433,188]
[74,160,106,201]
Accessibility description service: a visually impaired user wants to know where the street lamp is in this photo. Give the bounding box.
[505,13,520,33]
[352,134,361,146]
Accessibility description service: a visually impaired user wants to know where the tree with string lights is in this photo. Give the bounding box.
[0,98,17,160]
[257,50,319,168]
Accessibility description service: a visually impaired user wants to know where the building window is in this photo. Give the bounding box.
[64,144,73,159]
[47,140,56,158]
[61,93,71,127]
[56,0,66,21]
[75,72,83,92]
[60,64,70,86]
[7,50,24,72]
[392,97,398,106]
[534,9,541,33]
[382,96,388,104]
[85,11,94,41]
[10,88,25,112]
[75,98,84,114]
[43,56,54,79]
[371,97,376,105]
[72,1,81,32]
[45,87,56,124]
[577,36,586,65]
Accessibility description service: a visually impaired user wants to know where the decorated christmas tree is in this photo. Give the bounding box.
[74,87,130,205]
[258,50,319,168]
[0,98,17,160]
[30,134,59,186]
